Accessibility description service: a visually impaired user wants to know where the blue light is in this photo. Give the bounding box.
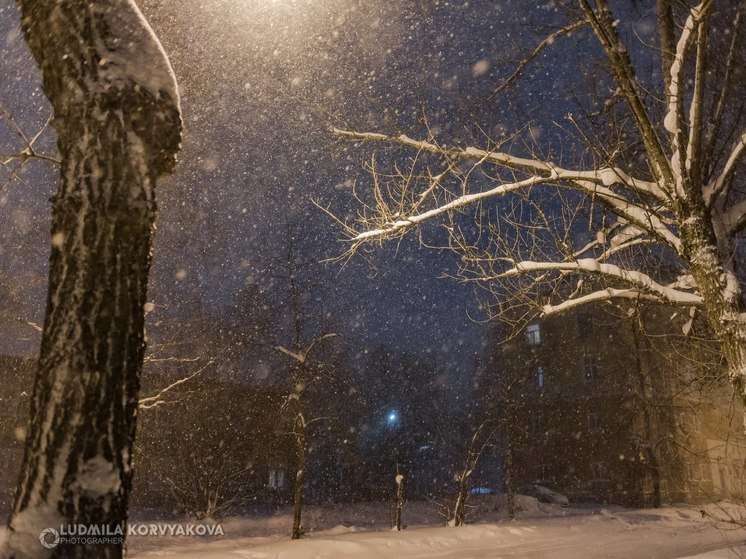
[387,411,398,424]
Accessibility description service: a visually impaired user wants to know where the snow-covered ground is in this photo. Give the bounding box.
[122,498,746,559]
[2,497,744,558]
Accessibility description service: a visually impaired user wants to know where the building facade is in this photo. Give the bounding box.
[491,305,745,506]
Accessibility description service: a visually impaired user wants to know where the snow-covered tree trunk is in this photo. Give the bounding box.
[394,470,404,531]
[681,216,746,394]
[3,1,181,558]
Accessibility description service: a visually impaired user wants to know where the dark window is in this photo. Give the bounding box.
[526,324,541,345]
[590,462,605,480]
[583,356,599,381]
[587,411,600,431]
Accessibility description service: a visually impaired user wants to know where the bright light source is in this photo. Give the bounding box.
[387,411,398,424]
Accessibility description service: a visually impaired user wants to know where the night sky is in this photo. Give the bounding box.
[0,1,656,381]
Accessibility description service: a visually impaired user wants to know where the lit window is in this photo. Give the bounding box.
[537,366,544,388]
[526,324,541,345]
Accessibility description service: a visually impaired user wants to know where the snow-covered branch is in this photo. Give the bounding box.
[275,332,337,365]
[138,361,212,410]
[685,8,709,185]
[328,2,746,398]
[664,1,712,197]
[333,129,678,251]
[477,260,703,307]
[333,128,665,200]
[352,173,554,245]
[541,288,669,316]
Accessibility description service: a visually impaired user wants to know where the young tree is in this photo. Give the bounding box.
[275,333,339,540]
[4,1,181,557]
[330,2,746,401]
[449,419,499,527]
[271,223,356,539]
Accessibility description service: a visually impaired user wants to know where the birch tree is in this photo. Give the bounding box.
[330,1,746,400]
[3,1,181,557]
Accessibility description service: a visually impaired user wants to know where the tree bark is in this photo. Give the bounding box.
[4,2,181,558]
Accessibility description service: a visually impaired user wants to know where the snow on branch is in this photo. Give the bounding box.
[333,128,664,199]
[541,288,663,316]
[352,173,554,245]
[481,260,703,307]
[275,332,338,365]
[573,224,652,262]
[664,0,713,197]
[138,361,212,410]
[332,129,676,251]
[572,180,680,251]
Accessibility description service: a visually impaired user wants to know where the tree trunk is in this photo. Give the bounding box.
[291,421,305,540]
[4,2,181,558]
[452,474,467,527]
[394,468,404,531]
[505,429,515,521]
[629,312,662,508]
[681,212,746,405]
[648,449,662,508]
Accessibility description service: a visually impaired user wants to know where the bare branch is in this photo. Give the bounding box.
[579,0,674,188]
[720,197,746,239]
[0,106,59,166]
[488,19,588,101]
[706,131,746,205]
[702,6,743,185]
